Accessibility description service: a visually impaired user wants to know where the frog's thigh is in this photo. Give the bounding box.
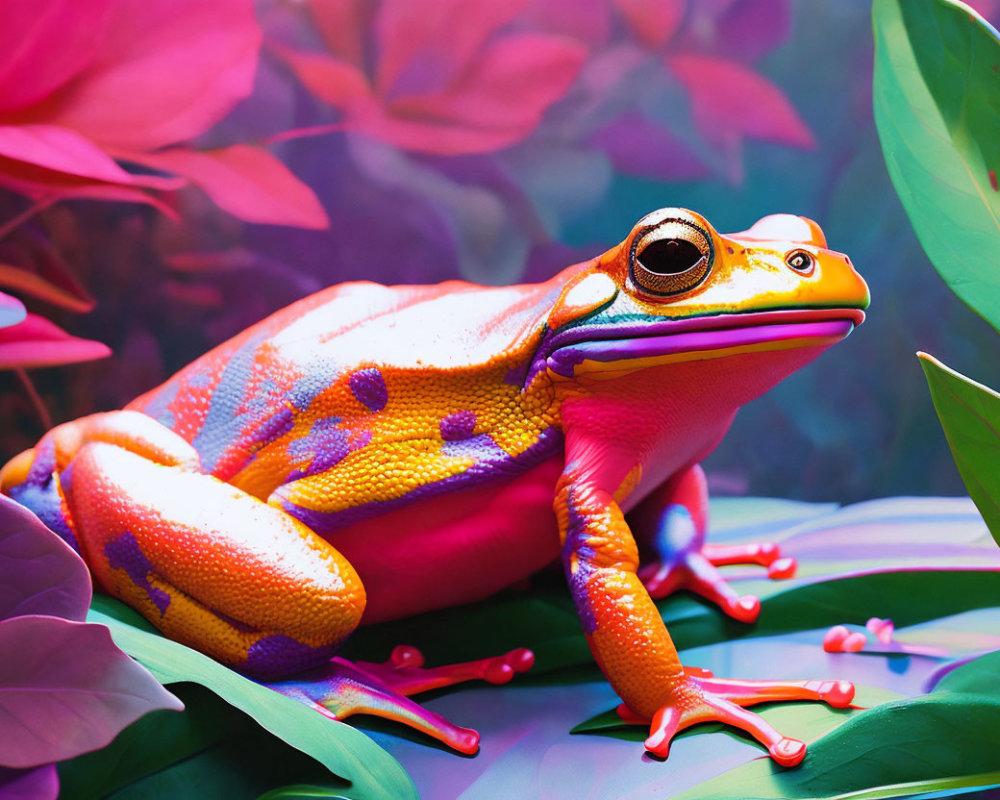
[65,442,366,679]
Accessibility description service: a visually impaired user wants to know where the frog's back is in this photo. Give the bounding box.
[129,274,571,505]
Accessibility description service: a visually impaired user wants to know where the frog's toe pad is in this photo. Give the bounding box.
[618,673,854,766]
[267,658,481,754]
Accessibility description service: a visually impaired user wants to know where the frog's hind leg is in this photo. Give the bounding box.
[268,645,534,754]
[2,412,366,679]
[632,464,796,624]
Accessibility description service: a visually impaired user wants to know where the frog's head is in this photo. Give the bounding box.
[542,207,869,378]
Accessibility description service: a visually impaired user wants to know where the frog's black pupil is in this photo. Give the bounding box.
[790,253,810,270]
[637,239,703,275]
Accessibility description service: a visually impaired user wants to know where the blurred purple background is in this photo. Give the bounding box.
[1,0,998,504]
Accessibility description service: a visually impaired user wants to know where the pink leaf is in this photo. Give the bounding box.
[614,0,684,49]
[129,146,329,230]
[0,291,26,329]
[269,45,372,109]
[0,615,182,768]
[521,0,612,46]
[374,0,526,97]
[0,494,91,623]
[0,247,95,314]
[38,0,262,152]
[0,765,58,800]
[0,125,146,186]
[588,112,707,181]
[377,33,585,154]
[0,314,111,370]
[0,0,115,114]
[667,53,815,149]
[307,0,371,66]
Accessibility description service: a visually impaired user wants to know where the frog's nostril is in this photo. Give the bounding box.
[637,239,704,275]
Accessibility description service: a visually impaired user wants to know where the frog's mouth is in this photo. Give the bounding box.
[543,307,866,377]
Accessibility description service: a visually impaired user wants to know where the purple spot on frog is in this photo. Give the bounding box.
[242,634,336,679]
[104,532,171,617]
[563,501,600,635]
[349,368,388,412]
[440,411,476,441]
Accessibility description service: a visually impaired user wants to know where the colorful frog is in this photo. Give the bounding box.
[1,208,868,766]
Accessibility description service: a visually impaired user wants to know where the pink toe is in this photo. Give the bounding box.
[767,556,797,579]
[822,680,855,707]
[729,594,761,623]
[823,625,850,652]
[770,737,806,767]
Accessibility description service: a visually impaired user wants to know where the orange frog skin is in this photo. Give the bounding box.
[1,207,868,765]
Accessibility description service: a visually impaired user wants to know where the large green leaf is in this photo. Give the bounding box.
[86,598,416,800]
[873,0,1000,332]
[668,650,1000,800]
[920,353,1000,546]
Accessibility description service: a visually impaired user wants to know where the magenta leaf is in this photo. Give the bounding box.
[667,53,815,149]
[0,765,58,800]
[128,146,330,230]
[0,313,111,369]
[0,495,90,623]
[0,0,115,114]
[0,615,182,769]
[587,112,707,181]
[0,125,180,189]
[37,0,262,152]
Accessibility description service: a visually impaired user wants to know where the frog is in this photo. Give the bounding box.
[0,207,868,766]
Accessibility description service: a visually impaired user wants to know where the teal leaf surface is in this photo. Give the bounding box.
[873,0,1000,332]
[87,597,416,800]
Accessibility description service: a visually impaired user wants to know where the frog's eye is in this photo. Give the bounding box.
[629,218,713,297]
[785,249,815,273]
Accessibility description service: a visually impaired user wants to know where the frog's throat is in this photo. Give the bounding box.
[542,307,865,378]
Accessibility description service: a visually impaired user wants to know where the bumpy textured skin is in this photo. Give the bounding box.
[1,208,869,764]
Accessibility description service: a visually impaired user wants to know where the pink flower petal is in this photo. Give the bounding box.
[0,615,182,768]
[377,33,585,154]
[0,494,91,623]
[373,0,526,98]
[130,146,329,230]
[0,291,26,329]
[39,0,262,152]
[0,314,111,370]
[0,0,115,114]
[667,53,815,149]
[614,0,684,49]
[269,45,372,109]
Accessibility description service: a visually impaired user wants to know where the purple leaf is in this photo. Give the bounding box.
[0,615,183,769]
[0,765,58,800]
[0,494,90,623]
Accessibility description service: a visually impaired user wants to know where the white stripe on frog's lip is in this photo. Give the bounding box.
[542,307,866,377]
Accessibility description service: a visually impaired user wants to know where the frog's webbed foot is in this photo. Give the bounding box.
[268,646,534,754]
[617,668,854,766]
[636,485,796,623]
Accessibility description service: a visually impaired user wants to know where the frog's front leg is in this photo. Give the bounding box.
[556,472,853,766]
[632,464,796,623]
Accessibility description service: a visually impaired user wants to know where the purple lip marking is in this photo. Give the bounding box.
[349,368,388,412]
[547,319,855,376]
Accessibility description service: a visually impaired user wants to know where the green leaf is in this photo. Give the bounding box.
[919,353,1000,547]
[86,596,416,800]
[668,651,1000,800]
[873,0,1000,332]
[256,785,352,800]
